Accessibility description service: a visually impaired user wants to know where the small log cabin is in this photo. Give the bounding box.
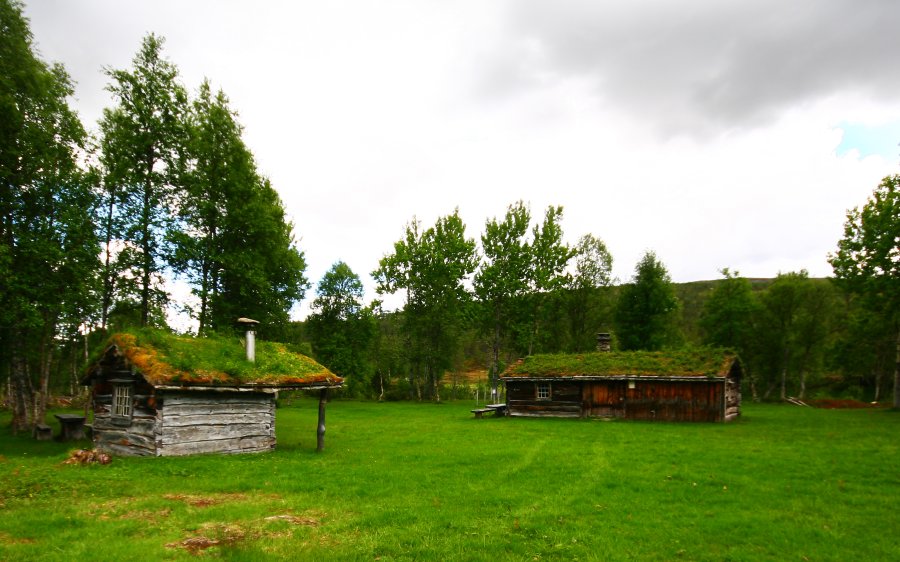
[81,329,343,456]
[500,348,742,422]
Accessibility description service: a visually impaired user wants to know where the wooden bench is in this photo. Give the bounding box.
[470,408,492,419]
[34,424,53,441]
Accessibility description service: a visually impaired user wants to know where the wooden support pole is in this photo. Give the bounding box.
[316,388,328,452]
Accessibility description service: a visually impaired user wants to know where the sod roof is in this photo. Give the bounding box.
[501,349,740,379]
[85,329,343,389]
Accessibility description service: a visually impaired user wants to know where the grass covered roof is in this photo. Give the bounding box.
[87,329,343,389]
[501,348,740,379]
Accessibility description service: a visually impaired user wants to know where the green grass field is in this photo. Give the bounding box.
[1,401,897,561]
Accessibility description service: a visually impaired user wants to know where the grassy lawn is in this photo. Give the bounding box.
[1,401,898,561]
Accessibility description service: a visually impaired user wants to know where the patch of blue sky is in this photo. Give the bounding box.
[836,120,900,159]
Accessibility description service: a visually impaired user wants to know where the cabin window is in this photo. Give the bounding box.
[113,384,132,418]
[536,382,551,400]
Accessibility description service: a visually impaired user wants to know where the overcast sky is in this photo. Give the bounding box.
[22,0,900,317]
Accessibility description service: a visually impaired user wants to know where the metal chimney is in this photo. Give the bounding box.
[596,332,611,352]
[236,318,260,362]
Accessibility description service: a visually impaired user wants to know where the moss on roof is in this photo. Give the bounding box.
[501,348,739,379]
[91,328,342,388]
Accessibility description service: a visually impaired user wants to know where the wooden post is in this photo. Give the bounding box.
[316,388,328,452]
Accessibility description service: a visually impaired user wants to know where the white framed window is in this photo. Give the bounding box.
[536,382,551,400]
[113,384,132,417]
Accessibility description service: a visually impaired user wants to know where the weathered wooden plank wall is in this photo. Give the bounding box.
[506,381,581,417]
[92,383,159,456]
[158,392,275,456]
[506,379,730,422]
[621,381,724,422]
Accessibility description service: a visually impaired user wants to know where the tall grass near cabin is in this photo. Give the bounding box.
[1,402,897,560]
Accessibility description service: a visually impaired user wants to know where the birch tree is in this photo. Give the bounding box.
[98,33,187,328]
[830,175,900,408]
[0,0,98,432]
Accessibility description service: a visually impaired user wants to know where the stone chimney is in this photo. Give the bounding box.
[596,332,611,352]
[236,318,260,362]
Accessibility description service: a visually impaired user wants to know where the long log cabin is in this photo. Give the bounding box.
[500,348,742,422]
[81,328,343,456]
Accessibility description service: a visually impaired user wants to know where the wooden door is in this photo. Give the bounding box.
[584,382,626,418]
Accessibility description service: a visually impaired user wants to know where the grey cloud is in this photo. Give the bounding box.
[483,0,900,136]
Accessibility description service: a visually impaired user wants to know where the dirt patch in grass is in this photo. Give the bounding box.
[166,512,323,555]
[809,399,884,409]
[264,513,321,527]
[163,493,248,507]
[0,531,36,545]
[119,508,172,522]
[167,522,251,555]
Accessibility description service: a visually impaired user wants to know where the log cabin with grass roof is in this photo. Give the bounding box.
[81,323,343,456]
[500,337,742,422]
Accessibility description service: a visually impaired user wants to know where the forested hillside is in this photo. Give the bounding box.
[295,273,894,405]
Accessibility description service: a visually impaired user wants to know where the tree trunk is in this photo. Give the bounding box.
[779,365,788,401]
[874,365,882,403]
[749,373,760,403]
[101,189,116,330]
[491,303,501,394]
[9,339,32,434]
[140,153,154,328]
[780,347,791,401]
[893,329,900,409]
[199,258,209,335]
[36,333,52,426]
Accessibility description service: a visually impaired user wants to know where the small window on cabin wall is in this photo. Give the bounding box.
[536,382,551,400]
[113,384,132,418]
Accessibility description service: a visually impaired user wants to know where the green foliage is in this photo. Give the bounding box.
[98,33,188,328]
[699,269,758,353]
[373,210,478,399]
[474,201,533,385]
[750,271,837,400]
[829,174,900,407]
[1,402,898,560]
[212,178,309,336]
[0,0,99,431]
[169,80,249,333]
[827,300,896,401]
[169,81,309,336]
[614,251,680,351]
[307,262,376,396]
[524,205,576,354]
[567,233,614,351]
[474,201,577,385]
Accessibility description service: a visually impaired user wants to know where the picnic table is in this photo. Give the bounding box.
[54,414,87,441]
[471,403,507,418]
[485,403,507,416]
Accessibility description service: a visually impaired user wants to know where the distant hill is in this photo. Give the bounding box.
[673,277,832,344]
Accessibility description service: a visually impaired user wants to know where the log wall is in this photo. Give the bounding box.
[617,380,724,422]
[157,392,276,456]
[506,381,582,417]
[505,378,734,422]
[724,378,741,421]
[92,380,159,456]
